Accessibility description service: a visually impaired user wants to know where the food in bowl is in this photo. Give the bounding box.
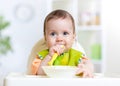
[42,66,78,78]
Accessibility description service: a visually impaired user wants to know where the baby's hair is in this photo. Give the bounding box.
[43,9,75,36]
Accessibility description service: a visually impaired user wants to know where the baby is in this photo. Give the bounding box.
[30,9,94,78]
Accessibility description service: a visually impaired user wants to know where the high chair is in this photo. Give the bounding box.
[4,38,120,86]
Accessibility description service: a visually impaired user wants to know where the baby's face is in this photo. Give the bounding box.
[45,18,75,52]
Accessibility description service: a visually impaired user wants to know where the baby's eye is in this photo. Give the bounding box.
[63,32,69,35]
[50,32,56,36]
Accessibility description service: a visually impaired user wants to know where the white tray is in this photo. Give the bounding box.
[4,73,120,86]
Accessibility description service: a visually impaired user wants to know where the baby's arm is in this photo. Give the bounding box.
[31,54,51,75]
[76,57,94,78]
[36,45,64,75]
[36,54,51,75]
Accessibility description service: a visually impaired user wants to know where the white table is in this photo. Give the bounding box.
[4,73,120,86]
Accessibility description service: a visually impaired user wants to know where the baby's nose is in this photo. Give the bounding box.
[56,35,64,42]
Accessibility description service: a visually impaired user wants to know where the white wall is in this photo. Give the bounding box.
[0,0,49,85]
[101,0,120,75]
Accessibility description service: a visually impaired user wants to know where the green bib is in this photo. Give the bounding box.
[38,48,83,66]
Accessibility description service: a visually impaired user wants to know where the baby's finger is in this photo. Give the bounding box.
[87,71,94,78]
[49,46,59,56]
[75,69,84,76]
[82,71,89,78]
[78,63,85,69]
[80,58,89,64]
[60,46,65,53]
[56,45,65,55]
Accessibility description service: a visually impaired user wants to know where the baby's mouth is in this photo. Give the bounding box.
[56,43,64,46]
[57,44,65,48]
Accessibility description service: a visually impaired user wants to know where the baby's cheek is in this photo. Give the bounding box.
[46,42,52,48]
[65,45,72,51]
[68,40,74,46]
[47,39,54,46]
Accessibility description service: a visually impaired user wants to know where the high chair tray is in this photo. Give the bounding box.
[4,73,120,86]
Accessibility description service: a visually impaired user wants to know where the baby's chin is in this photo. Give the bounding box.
[64,48,71,53]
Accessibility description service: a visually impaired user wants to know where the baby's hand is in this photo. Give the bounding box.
[49,45,65,57]
[76,57,94,78]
